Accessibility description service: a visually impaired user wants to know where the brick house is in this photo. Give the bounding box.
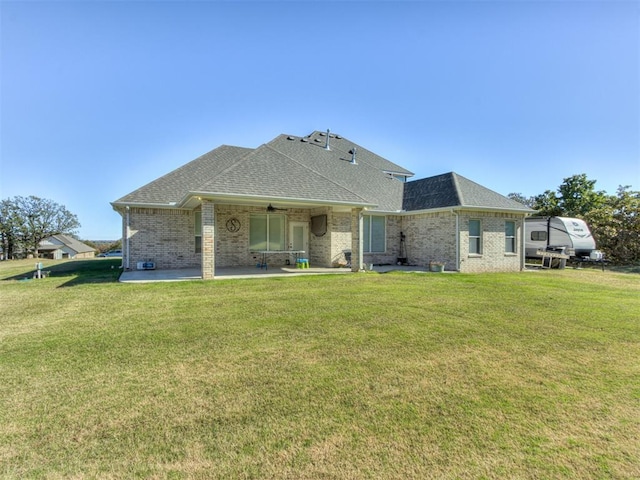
[112,131,533,278]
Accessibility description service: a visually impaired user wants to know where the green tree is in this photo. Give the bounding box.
[507,193,535,208]
[557,174,607,217]
[1,196,81,258]
[533,190,562,217]
[533,174,606,218]
[585,186,640,264]
[0,199,21,259]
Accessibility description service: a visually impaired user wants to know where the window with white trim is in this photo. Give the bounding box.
[363,215,386,253]
[505,221,516,253]
[469,219,481,254]
[250,214,285,251]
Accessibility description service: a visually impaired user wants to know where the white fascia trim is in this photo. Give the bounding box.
[182,191,377,209]
[110,201,184,211]
[397,206,534,216]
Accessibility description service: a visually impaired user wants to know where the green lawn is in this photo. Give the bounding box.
[1,259,638,479]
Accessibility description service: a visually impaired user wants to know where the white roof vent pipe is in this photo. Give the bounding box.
[350,147,357,165]
[325,128,331,150]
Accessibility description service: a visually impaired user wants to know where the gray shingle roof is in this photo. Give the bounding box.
[264,133,409,211]
[403,172,533,212]
[195,143,370,205]
[113,132,411,210]
[113,133,531,215]
[114,145,253,205]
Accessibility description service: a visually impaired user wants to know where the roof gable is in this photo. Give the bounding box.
[114,145,252,205]
[194,144,371,205]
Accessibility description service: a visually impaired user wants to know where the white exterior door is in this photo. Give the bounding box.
[289,222,309,254]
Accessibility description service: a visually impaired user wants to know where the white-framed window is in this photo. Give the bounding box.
[195,211,202,254]
[469,219,481,255]
[250,214,285,251]
[363,215,386,253]
[505,221,516,253]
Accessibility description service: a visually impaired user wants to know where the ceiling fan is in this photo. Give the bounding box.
[266,203,287,212]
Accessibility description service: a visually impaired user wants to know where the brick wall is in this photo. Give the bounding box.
[402,211,525,272]
[329,210,351,267]
[123,204,525,274]
[457,211,523,273]
[126,207,200,270]
[402,212,457,269]
[201,201,215,279]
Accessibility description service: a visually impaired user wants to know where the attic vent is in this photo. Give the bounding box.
[301,137,308,142]
[349,147,357,165]
[287,136,296,140]
[314,138,322,143]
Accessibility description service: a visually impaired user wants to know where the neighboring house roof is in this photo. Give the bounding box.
[40,235,95,254]
[403,172,533,212]
[114,131,532,214]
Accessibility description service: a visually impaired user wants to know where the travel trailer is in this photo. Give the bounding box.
[525,217,600,259]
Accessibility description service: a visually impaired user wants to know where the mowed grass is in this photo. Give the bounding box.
[0,260,638,479]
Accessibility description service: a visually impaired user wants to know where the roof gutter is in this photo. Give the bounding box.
[367,206,533,217]
[111,201,183,211]
[397,205,535,216]
[182,191,377,209]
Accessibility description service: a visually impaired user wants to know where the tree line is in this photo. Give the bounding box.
[509,174,640,264]
[0,196,80,260]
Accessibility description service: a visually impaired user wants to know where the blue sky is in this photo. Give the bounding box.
[1,0,638,240]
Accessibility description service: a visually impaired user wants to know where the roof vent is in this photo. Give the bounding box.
[349,147,357,165]
[301,137,308,142]
[325,129,331,150]
[287,136,296,140]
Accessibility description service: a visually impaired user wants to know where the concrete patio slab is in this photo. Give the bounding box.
[119,265,433,283]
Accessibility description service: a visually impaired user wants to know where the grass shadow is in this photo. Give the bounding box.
[2,259,122,286]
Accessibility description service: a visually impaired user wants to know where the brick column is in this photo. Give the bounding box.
[351,208,364,272]
[201,200,215,279]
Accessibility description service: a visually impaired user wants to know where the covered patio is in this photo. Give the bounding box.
[118,265,431,283]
